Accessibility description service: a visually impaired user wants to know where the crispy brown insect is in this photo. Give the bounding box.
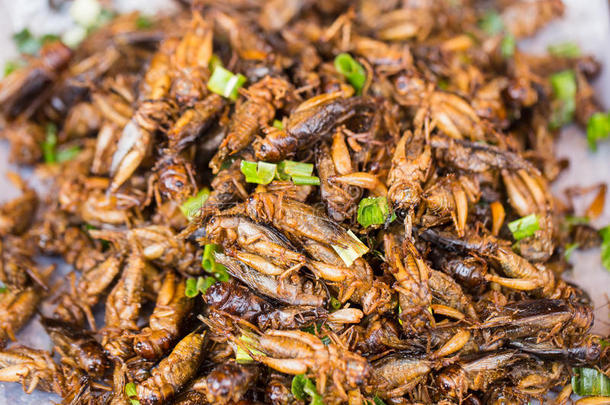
[253,95,374,162]
[136,331,206,405]
[41,317,109,378]
[133,271,193,360]
[190,361,260,404]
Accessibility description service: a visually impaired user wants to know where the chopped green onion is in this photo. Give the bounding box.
[235,346,253,363]
[372,396,386,405]
[208,54,222,72]
[600,225,610,272]
[397,305,403,325]
[213,268,230,282]
[548,42,580,58]
[202,244,230,281]
[125,382,140,404]
[125,382,137,398]
[235,334,264,363]
[273,119,284,130]
[571,367,610,396]
[196,276,216,294]
[207,66,247,101]
[357,197,394,228]
[241,161,277,185]
[278,160,314,178]
[302,324,319,335]
[586,112,610,151]
[508,214,540,240]
[551,70,577,101]
[136,15,153,29]
[4,60,24,77]
[12,29,42,55]
[292,175,320,186]
[42,123,58,164]
[549,70,577,129]
[330,297,341,310]
[202,244,220,271]
[185,278,199,298]
[479,10,504,35]
[560,215,590,233]
[437,79,449,90]
[291,374,324,405]
[564,242,579,261]
[564,215,590,226]
[56,146,81,163]
[334,53,366,94]
[291,374,308,400]
[0,282,6,294]
[179,188,210,220]
[241,159,320,186]
[276,160,319,185]
[500,33,515,58]
[41,34,60,44]
[332,229,369,267]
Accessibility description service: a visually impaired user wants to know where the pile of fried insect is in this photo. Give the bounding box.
[0,0,609,404]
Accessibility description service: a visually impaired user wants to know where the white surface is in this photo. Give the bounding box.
[0,0,608,402]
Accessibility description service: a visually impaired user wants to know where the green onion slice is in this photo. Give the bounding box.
[208,54,222,72]
[369,396,387,405]
[586,112,610,151]
[202,244,230,281]
[357,196,394,228]
[136,15,153,29]
[551,70,577,101]
[334,53,366,94]
[549,70,577,128]
[273,119,284,130]
[13,29,41,55]
[330,297,341,310]
[4,60,24,77]
[500,33,515,58]
[179,188,210,220]
[564,242,579,261]
[185,278,199,298]
[56,146,82,163]
[292,175,320,186]
[508,214,540,240]
[196,276,216,295]
[600,225,610,271]
[207,66,247,101]
[125,382,137,398]
[240,160,277,185]
[332,229,369,267]
[276,160,319,185]
[571,367,610,396]
[291,374,323,404]
[202,244,221,271]
[278,160,314,178]
[479,10,504,35]
[548,42,580,58]
[235,334,264,363]
[42,123,58,164]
